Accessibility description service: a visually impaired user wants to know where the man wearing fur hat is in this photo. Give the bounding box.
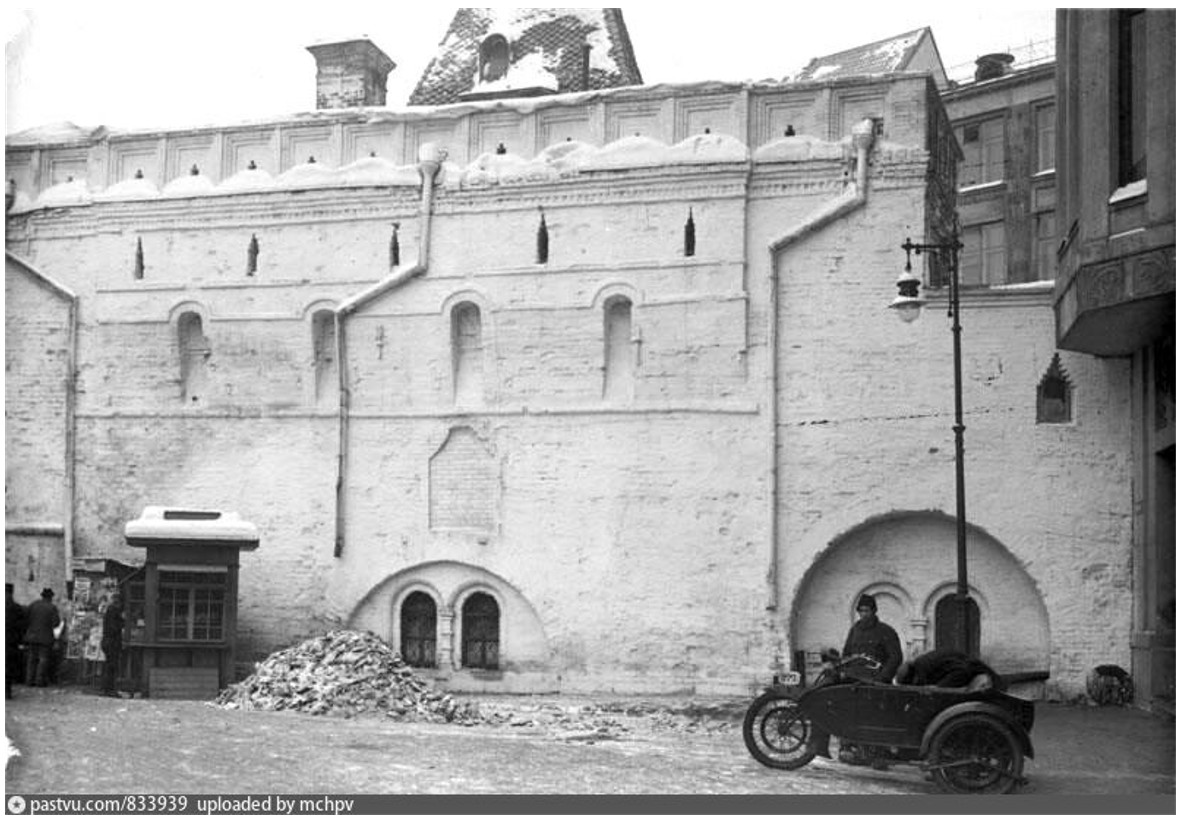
[841,593,903,683]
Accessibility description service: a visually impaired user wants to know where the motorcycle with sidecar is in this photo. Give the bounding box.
[742,653,1035,794]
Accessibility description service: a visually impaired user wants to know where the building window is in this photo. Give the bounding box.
[1118,9,1148,185]
[1037,353,1073,424]
[958,117,1005,186]
[480,35,510,83]
[603,296,634,401]
[1035,103,1056,172]
[461,592,500,670]
[1033,211,1057,281]
[157,570,226,642]
[451,302,483,404]
[400,592,437,668]
[959,222,1007,286]
[311,309,336,405]
[177,311,210,404]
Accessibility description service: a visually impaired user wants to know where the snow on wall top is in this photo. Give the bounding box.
[10,133,763,211]
[409,8,642,106]
[9,127,933,213]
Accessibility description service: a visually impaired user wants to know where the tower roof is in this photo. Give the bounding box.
[409,8,642,106]
[793,27,947,88]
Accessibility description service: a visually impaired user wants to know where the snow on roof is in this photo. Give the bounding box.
[124,506,259,548]
[410,9,642,106]
[6,121,104,146]
[793,28,930,82]
[465,51,559,96]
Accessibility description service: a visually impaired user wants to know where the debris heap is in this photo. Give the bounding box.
[213,629,480,722]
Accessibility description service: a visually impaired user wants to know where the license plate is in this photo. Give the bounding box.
[778,670,801,686]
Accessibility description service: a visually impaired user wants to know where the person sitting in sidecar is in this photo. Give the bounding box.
[894,648,1007,693]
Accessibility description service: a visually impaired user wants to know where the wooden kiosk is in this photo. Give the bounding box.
[123,506,259,699]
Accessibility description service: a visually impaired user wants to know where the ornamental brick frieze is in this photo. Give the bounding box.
[1075,246,1176,311]
[8,191,422,238]
[434,177,750,214]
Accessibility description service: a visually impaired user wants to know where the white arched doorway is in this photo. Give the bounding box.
[789,512,1049,679]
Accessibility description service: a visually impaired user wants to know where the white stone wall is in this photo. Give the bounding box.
[4,76,1135,698]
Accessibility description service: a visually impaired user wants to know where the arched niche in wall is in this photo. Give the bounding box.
[440,290,495,408]
[303,300,338,406]
[347,560,551,675]
[168,300,211,405]
[789,511,1050,675]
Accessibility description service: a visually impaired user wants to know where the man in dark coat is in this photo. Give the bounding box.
[895,648,1006,691]
[99,591,125,697]
[6,584,27,698]
[841,593,903,683]
[23,588,61,687]
[808,593,905,766]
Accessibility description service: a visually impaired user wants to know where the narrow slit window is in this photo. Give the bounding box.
[246,234,259,276]
[536,211,549,264]
[684,209,696,257]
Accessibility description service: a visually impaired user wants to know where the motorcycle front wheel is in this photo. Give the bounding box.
[742,691,816,770]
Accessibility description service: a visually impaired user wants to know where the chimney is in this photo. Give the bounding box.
[974,52,1015,82]
[306,39,396,109]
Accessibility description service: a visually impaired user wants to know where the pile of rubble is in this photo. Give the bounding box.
[213,629,481,723]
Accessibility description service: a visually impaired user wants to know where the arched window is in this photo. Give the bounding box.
[400,591,437,668]
[480,35,510,83]
[177,311,209,404]
[461,592,500,670]
[603,296,634,401]
[451,302,483,404]
[934,595,981,653]
[311,309,337,405]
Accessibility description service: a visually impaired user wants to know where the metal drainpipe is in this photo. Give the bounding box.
[765,118,876,618]
[333,145,444,557]
[64,293,79,587]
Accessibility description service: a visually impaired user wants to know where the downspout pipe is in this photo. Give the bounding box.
[332,144,445,557]
[765,118,875,624]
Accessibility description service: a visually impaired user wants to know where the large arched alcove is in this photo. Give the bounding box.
[789,512,1050,677]
[346,560,551,686]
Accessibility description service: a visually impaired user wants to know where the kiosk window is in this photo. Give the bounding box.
[158,571,226,641]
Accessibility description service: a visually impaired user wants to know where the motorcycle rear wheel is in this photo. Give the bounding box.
[928,713,1024,794]
[742,691,816,770]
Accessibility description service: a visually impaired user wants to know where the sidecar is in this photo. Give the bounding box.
[743,675,1035,794]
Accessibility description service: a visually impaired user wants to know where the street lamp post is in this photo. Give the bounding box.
[889,233,976,657]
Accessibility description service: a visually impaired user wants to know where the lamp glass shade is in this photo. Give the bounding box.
[889,296,924,322]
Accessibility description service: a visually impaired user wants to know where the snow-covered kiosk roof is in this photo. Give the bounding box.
[124,506,259,550]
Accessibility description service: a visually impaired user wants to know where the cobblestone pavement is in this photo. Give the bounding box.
[4,685,1174,797]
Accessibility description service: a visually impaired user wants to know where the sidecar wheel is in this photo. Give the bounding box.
[928,714,1024,794]
[742,692,816,770]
